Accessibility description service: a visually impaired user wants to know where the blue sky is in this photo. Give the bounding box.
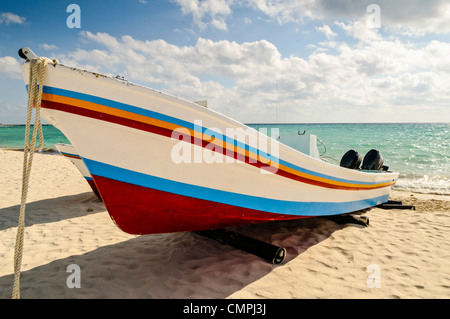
[1,0,450,124]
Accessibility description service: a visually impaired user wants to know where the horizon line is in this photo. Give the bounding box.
[1,121,449,126]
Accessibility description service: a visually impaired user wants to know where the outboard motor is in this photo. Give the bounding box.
[362,149,384,170]
[340,150,362,169]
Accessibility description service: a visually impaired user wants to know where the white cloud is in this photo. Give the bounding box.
[172,0,233,30]
[55,31,450,123]
[0,12,26,25]
[316,24,337,39]
[334,18,381,42]
[321,0,450,35]
[280,0,450,35]
[245,0,317,24]
[0,56,22,80]
[40,43,58,51]
[173,0,450,35]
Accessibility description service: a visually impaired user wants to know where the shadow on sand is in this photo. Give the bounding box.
[0,192,103,231]
[0,209,366,298]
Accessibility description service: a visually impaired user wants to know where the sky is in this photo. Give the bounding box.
[1,0,450,124]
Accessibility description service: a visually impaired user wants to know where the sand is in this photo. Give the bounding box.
[0,149,449,299]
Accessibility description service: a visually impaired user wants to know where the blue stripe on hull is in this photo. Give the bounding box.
[43,86,395,186]
[83,158,389,217]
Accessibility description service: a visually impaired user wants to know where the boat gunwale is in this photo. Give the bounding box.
[21,61,399,190]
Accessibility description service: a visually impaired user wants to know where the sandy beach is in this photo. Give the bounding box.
[0,149,449,299]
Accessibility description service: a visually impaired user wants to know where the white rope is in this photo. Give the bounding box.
[12,57,51,299]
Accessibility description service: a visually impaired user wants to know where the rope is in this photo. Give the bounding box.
[11,57,51,299]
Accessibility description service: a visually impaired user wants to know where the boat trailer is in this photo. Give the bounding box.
[195,200,415,265]
[195,229,287,265]
[194,214,368,265]
[377,200,416,210]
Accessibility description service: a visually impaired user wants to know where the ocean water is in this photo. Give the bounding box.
[1,123,449,195]
[248,123,450,195]
[0,125,70,149]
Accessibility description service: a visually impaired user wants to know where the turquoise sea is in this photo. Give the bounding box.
[248,123,449,195]
[1,123,449,195]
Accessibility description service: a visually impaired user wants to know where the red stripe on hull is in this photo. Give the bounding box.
[42,100,390,191]
[92,175,306,235]
[62,154,81,159]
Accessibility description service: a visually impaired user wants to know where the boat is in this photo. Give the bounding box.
[19,48,398,235]
[55,143,101,199]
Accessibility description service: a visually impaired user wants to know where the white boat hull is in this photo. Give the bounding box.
[21,61,398,234]
[55,143,101,199]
